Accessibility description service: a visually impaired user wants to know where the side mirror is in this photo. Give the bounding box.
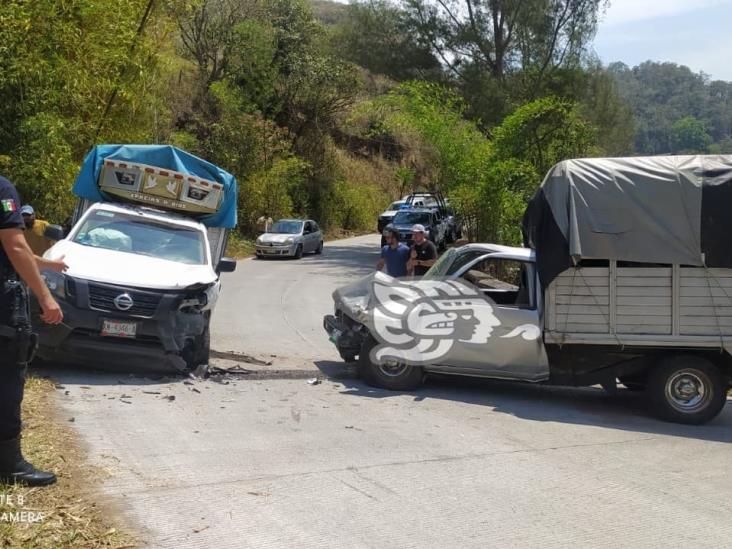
[216,257,237,274]
[44,224,65,241]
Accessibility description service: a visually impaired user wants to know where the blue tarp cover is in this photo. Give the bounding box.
[73,145,238,228]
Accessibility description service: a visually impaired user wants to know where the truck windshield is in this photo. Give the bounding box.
[72,210,206,265]
[392,211,431,225]
[423,248,457,279]
[423,248,488,280]
[269,220,303,234]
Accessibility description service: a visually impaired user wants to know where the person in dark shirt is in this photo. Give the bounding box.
[408,224,437,277]
[377,228,410,277]
[0,175,65,486]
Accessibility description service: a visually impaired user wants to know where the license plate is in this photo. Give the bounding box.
[101,319,137,338]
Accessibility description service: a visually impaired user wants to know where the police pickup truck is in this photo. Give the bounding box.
[35,145,237,371]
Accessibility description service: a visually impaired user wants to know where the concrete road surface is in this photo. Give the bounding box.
[48,234,732,548]
[211,234,380,366]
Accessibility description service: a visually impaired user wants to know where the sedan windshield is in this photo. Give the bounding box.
[392,211,431,225]
[72,210,206,265]
[269,220,303,234]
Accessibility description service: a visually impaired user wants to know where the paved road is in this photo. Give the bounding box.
[211,234,379,366]
[49,234,732,548]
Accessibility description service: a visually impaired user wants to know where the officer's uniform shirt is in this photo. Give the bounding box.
[0,176,24,269]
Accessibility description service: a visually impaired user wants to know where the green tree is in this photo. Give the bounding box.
[491,96,598,177]
[0,0,166,221]
[401,0,606,81]
[609,61,732,154]
[670,116,711,153]
[331,0,441,81]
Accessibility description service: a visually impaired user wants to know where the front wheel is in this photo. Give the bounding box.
[356,337,423,391]
[294,244,303,259]
[647,355,728,424]
[185,319,210,370]
[315,241,323,254]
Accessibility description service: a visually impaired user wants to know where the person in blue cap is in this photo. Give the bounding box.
[20,204,54,257]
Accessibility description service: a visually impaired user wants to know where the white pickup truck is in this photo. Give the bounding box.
[34,145,237,371]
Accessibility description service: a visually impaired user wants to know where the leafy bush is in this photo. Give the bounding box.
[492,96,599,177]
[238,156,310,234]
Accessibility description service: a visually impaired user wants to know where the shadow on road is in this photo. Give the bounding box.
[304,243,379,276]
[32,362,186,387]
[314,360,732,443]
[251,241,380,277]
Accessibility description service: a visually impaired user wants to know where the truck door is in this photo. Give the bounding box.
[444,254,549,381]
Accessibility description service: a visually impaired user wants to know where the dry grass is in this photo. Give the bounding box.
[0,377,135,548]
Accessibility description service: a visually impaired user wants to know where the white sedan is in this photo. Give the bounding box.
[255,219,324,259]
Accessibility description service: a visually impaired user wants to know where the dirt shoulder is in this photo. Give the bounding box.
[0,377,135,548]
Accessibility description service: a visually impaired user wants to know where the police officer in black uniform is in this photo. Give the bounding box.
[0,174,65,486]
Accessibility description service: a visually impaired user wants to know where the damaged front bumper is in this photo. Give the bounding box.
[323,312,367,361]
[33,276,212,370]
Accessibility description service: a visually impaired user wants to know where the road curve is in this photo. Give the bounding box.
[211,233,380,366]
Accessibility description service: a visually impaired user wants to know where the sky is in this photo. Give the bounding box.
[593,0,732,81]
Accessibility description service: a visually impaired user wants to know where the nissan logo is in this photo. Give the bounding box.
[113,293,134,311]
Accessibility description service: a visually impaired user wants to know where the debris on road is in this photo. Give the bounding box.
[307,377,322,385]
[210,349,273,366]
[191,363,210,379]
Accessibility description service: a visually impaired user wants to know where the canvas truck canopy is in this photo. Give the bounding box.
[522,155,732,288]
[73,145,238,228]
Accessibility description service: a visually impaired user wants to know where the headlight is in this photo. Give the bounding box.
[285,237,295,245]
[41,270,65,298]
[256,236,263,244]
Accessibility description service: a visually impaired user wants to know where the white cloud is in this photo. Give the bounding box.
[600,0,731,26]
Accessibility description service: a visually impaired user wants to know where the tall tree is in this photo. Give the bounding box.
[332,0,442,81]
[401,0,606,81]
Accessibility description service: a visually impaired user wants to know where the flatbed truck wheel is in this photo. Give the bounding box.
[647,355,727,425]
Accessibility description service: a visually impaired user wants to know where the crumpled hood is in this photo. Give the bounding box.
[45,240,217,290]
[333,271,395,324]
[258,233,297,244]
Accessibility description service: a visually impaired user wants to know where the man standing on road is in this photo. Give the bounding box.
[408,224,437,277]
[21,205,54,257]
[377,228,410,277]
[0,175,65,486]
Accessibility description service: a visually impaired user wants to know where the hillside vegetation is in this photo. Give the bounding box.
[1,0,728,244]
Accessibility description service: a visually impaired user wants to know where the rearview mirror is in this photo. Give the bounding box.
[44,224,65,241]
[216,257,237,274]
